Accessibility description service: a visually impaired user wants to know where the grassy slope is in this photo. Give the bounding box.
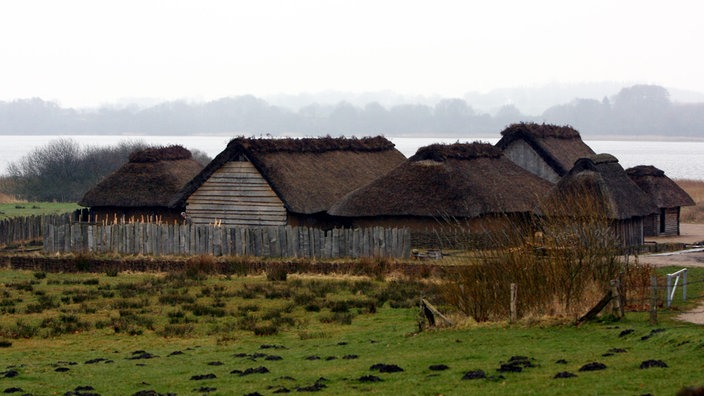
[1,270,703,395]
[678,179,704,224]
[0,202,80,220]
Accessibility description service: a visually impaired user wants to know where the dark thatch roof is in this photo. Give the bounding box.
[171,136,406,214]
[79,145,204,208]
[626,165,695,208]
[328,142,553,218]
[495,122,595,176]
[547,154,658,220]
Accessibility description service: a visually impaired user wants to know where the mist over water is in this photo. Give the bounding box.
[1,135,702,180]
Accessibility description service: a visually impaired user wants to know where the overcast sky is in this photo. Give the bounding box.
[1,0,701,108]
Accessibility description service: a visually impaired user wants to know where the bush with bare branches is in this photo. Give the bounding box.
[440,184,643,322]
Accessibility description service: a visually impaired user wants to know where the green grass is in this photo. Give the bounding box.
[0,202,80,220]
[0,269,703,395]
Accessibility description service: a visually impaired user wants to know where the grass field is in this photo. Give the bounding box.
[1,267,703,395]
[0,202,80,221]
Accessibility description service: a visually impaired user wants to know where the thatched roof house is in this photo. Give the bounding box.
[495,123,595,183]
[172,136,406,227]
[329,142,553,235]
[79,145,204,222]
[626,165,695,236]
[546,154,658,247]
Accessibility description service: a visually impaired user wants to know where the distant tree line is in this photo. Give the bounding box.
[542,84,704,137]
[1,85,702,137]
[1,139,211,202]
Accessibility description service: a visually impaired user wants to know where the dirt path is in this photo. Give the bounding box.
[637,224,704,324]
[638,224,704,268]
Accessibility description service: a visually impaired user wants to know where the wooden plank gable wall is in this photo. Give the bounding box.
[502,140,561,183]
[186,160,287,226]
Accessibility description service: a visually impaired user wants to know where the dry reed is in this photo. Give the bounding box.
[677,179,704,224]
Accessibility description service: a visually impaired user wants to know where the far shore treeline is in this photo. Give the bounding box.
[1,84,703,138]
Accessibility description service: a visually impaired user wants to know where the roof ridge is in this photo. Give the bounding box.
[500,122,582,139]
[410,142,501,161]
[129,145,192,163]
[227,135,396,153]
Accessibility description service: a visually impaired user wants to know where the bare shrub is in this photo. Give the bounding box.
[159,323,195,338]
[183,255,218,280]
[254,323,280,336]
[266,265,288,282]
[621,261,656,311]
[0,320,39,339]
[441,184,625,322]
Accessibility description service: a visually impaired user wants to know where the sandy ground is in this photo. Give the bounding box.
[638,224,704,268]
[637,224,704,324]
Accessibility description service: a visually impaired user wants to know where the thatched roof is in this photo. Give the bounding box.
[79,145,204,208]
[328,142,553,218]
[171,136,406,214]
[547,154,658,220]
[495,122,595,176]
[626,165,695,208]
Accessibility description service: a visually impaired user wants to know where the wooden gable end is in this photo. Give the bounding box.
[186,160,287,226]
[502,140,560,183]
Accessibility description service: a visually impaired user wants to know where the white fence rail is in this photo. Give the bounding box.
[666,268,688,308]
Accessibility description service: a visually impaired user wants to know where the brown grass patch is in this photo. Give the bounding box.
[0,192,20,204]
[677,179,704,224]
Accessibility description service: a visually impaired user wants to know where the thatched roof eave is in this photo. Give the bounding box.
[626,165,695,208]
[80,150,204,209]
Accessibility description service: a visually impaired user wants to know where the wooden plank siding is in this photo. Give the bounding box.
[502,139,561,183]
[613,218,644,248]
[186,161,287,226]
[642,214,658,237]
[643,208,682,237]
[662,207,681,236]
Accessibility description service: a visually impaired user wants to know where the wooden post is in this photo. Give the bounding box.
[650,276,658,325]
[510,283,517,323]
[610,279,622,318]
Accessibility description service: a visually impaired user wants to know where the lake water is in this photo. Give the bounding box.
[1,134,703,180]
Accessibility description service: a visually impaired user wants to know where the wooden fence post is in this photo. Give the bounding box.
[610,279,622,318]
[510,283,518,323]
[650,276,658,325]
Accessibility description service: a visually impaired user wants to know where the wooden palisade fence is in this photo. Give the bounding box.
[0,214,72,247]
[43,222,411,259]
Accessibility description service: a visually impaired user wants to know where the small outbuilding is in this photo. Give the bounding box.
[495,122,595,183]
[78,145,205,223]
[626,165,695,236]
[172,136,406,227]
[546,154,658,248]
[328,142,554,245]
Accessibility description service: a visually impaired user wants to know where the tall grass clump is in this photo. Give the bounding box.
[441,184,634,322]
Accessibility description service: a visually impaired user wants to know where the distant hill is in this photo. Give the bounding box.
[1,83,702,139]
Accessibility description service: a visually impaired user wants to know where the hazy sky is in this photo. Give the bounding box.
[1,0,701,108]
